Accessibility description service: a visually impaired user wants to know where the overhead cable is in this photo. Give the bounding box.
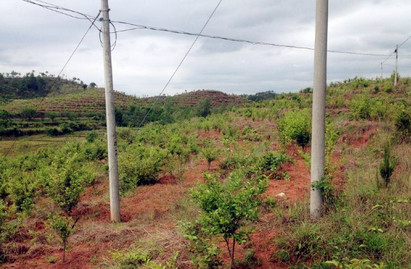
[21,0,101,31]
[399,34,411,48]
[137,0,224,128]
[112,21,391,57]
[3,11,101,158]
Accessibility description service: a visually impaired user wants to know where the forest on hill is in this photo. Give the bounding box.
[0,75,410,268]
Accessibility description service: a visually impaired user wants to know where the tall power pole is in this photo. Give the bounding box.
[101,0,121,222]
[394,45,399,87]
[310,0,328,219]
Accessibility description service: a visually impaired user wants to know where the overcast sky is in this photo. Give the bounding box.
[1,0,411,96]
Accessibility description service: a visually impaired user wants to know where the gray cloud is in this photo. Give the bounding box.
[1,0,411,96]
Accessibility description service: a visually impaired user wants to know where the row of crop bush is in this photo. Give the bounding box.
[114,98,233,128]
[0,134,109,261]
[349,95,409,121]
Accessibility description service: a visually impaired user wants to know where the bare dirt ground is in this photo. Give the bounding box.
[3,124,375,269]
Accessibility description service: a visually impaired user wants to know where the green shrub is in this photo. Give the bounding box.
[47,214,78,263]
[349,96,387,120]
[395,109,410,142]
[83,140,107,161]
[200,139,220,170]
[379,145,397,188]
[119,144,168,192]
[112,248,156,269]
[181,221,222,269]
[20,108,37,120]
[190,171,268,267]
[8,172,37,212]
[278,109,311,148]
[259,152,293,172]
[44,153,91,214]
[86,130,98,143]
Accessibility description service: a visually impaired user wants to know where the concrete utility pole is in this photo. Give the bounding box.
[310,0,328,219]
[394,45,399,87]
[101,0,121,222]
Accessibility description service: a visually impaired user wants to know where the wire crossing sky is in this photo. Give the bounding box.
[1,0,411,95]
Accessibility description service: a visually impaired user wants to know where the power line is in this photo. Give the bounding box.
[112,20,391,57]
[381,33,411,65]
[22,0,93,20]
[3,11,101,158]
[399,34,411,48]
[137,0,224,128]
[21,0,101,32]
[22,0,395,58]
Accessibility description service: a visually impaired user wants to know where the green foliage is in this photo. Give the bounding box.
[7,172,37,212]
[47,214,77,263]
[277,222,325,264]
[85,130,98,143]
[278,109,311,148]
[83,139,107,161]
[44,153,91,214]
[190,171,268,267]
[200,139,220,170]
[45,112,58,122]
[119,144,169,192]
[312,177,340,211]
[349,96,387,120]
[181,221,222,268]
[326,258,386,269]
[259,152,293,172]
[394,109,410,142]
[244,90,278,101]
[235,248,262,268]
[196,99,211,118]
[0,110,9,120]
[379,145,397,188]
[222,124,240,140]
[300,87,313,94]
[112,250,152,269]
[20,108,37,120]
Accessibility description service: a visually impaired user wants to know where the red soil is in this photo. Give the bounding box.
[5,124,369,269]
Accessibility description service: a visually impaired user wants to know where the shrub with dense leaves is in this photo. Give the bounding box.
[200,139,220,170]
[47,214,78,262]
[119,144,169,193]
[395,109,410,142]
[259,152,293,172]
[190,171,268,267]
[278,109,311,148]
[44,153,91,214]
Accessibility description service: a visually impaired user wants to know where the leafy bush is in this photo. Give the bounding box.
[200,139,220,170]
[196,99,212,118]
[278,109,311,148]
[119,144,169,192]
[181,221,222,269]
[19,108,37,120]
[190,171,268,267]
[44,153,91,214]
[259,152,293,172]
[395,109,410,142]
[7,172,37,212]
[379,145,397,187]
[85,131,98,143]
[47,214,78,262]
[349,96,387,120]
[83,140,107,161]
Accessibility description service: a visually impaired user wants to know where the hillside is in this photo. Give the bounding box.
[0,88,246,114]
[0,71,92,102]
[0,77,410,268]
